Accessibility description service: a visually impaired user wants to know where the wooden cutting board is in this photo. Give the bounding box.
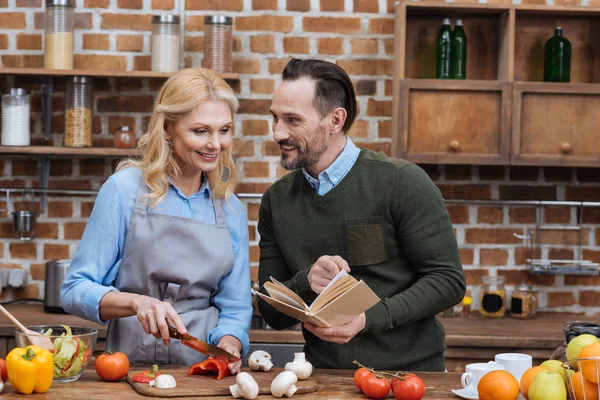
[127,367,319,398]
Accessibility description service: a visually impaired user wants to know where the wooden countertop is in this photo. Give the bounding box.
[0,367,470,399]
[0,304,596,348]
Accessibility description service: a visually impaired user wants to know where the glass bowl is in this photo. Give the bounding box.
[15,325,98,383]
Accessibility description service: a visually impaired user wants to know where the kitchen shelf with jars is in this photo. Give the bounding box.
[391,0,600,167]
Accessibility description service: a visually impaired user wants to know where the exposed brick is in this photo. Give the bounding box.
[576,168,600,183]
[548,248,573,260]
[48,180,92,190]
[185,16,205,31]
[354,80,376,96]
[447,205,469,224]
[509,208,536,224]
[445,165,472,181]
[74,55,127,71]
[544,207,571,224]
[378,120,392,138]
[186,0,243,10]
[565,187,600,202]
[236,183,271,194]
[337,59,392,76]
[239,99,271,115]
[48,201,73,218]
[262,141,280,156]
[544,167,572,182]
[547,292,576,307]
[233,139,255,157]
[497,270,555,286]
[583,250,600,263]
[367,99,391,117]
[580,291,600,307]
[30,263,45,280]
[242,120,269,136]
[566,276,600,286]
[347,120,368,139]
[84,0,109,7]
[250,245,259,263]
[117,35,143,52]
[235,16,294,32]
[232,58,261,75]
[287,0,309,11]
[83,34,110,50]
[0,263,22,269]
[81,202,95,218]
[247,203,260,221]
[369,18,393,34]
[359,142,390,156]
[244,161,270,178]
[97,96,154,112]
[480,249,508,266]
[459,249,474,266]
[0,0,7,5]
[354,0,378,12]
[184,36,203,52]
[477,207,503,224]
[317,38,344,55]
[80,159,106,176]
[303,17,361,34]
[64,222,87,240]
[10,242,36,259]
[250,79,275,94]
[16,33,41,50]
[1,55,43,68]
[387,0,396,12]
[464,228,522,244]
[351,39,377,55]
[16,0,41,6]
[151,0,173,8]
[109,117,136,134]
[250,36,274,53]
[384,39,393,55]
[101,13,152,30]
[44,244,70,260]
[499,185,557,201]
[464,269,486,286]
[510,166,540,181]
[75,13,93,29]
[438,185,492,200]
[248,226,256,241]
[283,37,309,54]
[118,0,142,8]
[0,34,8,49]
[277,163,291,178]
[0,12,25,28]
[582,208,600,224]
[321,0,344,11]
[534,228,589,246]
[12,159,38,176]
[14,283,40,300]
[253,0,277,9]
[479,166,505,181]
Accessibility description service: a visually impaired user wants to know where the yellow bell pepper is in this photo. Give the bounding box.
[6,345,53,394]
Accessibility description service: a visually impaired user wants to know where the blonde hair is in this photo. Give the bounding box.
[118,68,239,206]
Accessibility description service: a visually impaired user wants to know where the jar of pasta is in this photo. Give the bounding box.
[479,275,506,318]
[510,283,537,319]
[64,76,93,147]
[44,0,74,69]
[202,15,233,73]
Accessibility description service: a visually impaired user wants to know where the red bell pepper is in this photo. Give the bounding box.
[132,364,162,383]
[187,357,230,380]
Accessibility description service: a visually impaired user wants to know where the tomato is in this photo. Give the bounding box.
[354,367,374,391]
[0,358,7,383]
[391,374,426,400]
[361,374,391,399]
[95,351,130,382]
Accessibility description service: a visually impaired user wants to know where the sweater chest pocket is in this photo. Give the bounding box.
[344,217,388,266]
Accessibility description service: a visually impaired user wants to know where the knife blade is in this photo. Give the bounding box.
[167,325,240,363]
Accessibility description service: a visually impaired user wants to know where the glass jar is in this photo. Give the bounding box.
[64,76,93,148]
[44,0,74,70]
[1,88,31,146]
[203,15,233,73]
[479,275,506,318]
[510,283,537,319]
[151,15,181,73]
[114,125,136,148]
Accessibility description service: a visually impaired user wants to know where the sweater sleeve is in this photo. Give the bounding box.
[257,188,318,330]
[363,163,466,333]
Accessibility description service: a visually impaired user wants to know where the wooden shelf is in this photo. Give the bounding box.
[515,3,600,16]
[405,1,511,16]
[0,145,142,156]
[0,67,239,81]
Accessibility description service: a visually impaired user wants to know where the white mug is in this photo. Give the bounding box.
[494,353,532,383]
[461,362,505,392]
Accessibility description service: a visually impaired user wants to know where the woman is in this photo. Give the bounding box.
[60,68,252,373]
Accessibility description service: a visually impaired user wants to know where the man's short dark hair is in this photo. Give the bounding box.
[282,58,357,134]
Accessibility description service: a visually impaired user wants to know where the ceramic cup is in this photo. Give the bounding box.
[461,361,505,392]
[494,353,532,383]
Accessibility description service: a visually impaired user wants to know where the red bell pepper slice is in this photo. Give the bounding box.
[187,357,230,380]
[132,364,162,383]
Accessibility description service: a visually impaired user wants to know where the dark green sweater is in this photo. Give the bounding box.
[257,149,466,371]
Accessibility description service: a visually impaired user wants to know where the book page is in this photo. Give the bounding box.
[310,275,357,312]
[310,269,354,311]
[268,277,309,310]
[255,292,311,322]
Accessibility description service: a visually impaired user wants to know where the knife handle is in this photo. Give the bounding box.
[168,324,184,340]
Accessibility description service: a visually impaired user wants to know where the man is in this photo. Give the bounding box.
[257,58,466,371]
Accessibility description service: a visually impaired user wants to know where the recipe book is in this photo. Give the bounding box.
[256,270,381,328]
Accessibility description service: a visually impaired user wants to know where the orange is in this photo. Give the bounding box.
[567,371,600,400]
[520,366,551,400]
[477,370,520,400]
[580,342,600,383]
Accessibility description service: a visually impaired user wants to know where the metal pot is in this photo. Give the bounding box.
[12,210,36,240]
[44,260,70,313]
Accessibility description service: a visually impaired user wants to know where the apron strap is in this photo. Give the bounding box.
[133,181,150,215]
[212,198,228,227]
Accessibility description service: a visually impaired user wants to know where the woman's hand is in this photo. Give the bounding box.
[131,295,187,345]
[217,335,242,374]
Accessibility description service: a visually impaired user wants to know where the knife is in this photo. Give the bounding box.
[167,325,240,363]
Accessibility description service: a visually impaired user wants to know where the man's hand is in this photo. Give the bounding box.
[303,313,366,344]
[217,335,242,374]
[307,255,351,294]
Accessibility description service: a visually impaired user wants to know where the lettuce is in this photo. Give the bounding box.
[51,325,87,378]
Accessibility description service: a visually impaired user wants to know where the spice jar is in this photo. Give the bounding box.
[44,0,74,70]
[114,125,136,148]
[510,283,537,319]
[202,15,233,73]
[64,76,93,147]
[1,88,31,146]
[479,275,506,318]
[151,15,181,73]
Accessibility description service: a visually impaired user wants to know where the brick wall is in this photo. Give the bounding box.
[0,0,599,315]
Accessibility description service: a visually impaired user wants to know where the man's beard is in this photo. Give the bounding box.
[279,126,327,171]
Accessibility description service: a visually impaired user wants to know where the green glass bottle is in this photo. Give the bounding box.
[451,19,467,79]
[543,27,571,83]
[436,18,452,79]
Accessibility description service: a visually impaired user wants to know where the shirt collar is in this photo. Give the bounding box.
[302,137,359,188]
[168,177,211,199]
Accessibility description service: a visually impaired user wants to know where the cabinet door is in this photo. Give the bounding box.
[393,79,511,165]
[512,82,600,167]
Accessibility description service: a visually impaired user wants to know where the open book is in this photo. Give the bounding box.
[256,270,381,328]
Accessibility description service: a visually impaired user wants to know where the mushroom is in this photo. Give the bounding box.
[0,380,3,394]
[149,374,177,389]
[248,350,273,372]
[284,352,313,380]
[229,372,259,400]
[270,371,298,398]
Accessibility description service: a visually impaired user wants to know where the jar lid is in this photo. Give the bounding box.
[8,88,30,96]
[46,0,74,6]
[515,282,533,291]
[119,125,131,131]
[66,76,93,83]
[482,275,505,284]
[205,15,233,25]
[152,14,180,24]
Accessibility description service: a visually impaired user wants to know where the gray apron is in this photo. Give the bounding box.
[105,182,235,365]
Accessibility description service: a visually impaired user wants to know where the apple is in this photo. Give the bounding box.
[567,334,600,369]
[541,360,574,389]
[528,371,567,400]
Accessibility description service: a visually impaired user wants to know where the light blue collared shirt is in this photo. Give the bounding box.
[302,137,361,196]
[60,167,252,356]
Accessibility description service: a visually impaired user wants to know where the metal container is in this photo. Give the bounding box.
[203,15,233,73]
[44,0,74,69]
[12,210,36,241]
[151,14,181,72]
[1,88,31,146]
[44,260,70,313]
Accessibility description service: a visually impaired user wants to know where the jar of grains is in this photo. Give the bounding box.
[202,15,233,73]
[151,15,181,72]
[510,283,537,319]
[479,275,506,318]
[64,76,93,147]
[1,88,31,146]
[114,125,136,148]
[44,0,74,70]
